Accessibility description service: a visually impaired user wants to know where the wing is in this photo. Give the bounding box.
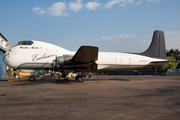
[71,46,98,63]
[69,46,98,73]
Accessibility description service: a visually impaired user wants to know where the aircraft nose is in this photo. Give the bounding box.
[3,50,11,67]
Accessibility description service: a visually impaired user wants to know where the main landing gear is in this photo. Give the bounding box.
[75,74,86,82]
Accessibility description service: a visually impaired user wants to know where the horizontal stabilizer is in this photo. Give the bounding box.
[150,61,175,66]
[71,46,98,63]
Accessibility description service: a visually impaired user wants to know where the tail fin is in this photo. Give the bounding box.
[139,30,167,59]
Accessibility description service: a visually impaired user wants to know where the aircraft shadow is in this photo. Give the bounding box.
[11,77,130,86]
[11,78,59,86]
[108,79,130,81]
[84,77,130,82]
[0,80,9,81]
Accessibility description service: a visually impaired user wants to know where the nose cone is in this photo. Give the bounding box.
[3,51,10,67]
[3,50,16,68]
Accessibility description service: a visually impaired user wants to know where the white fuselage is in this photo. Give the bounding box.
[3,40,167,72]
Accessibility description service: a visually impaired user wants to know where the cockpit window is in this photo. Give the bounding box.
[17,40,34,45]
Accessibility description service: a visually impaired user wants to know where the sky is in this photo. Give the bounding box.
[1,0,180,53]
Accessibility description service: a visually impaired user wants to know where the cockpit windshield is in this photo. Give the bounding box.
[17,40,34,45]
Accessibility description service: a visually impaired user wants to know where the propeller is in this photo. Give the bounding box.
[51,55,58,76]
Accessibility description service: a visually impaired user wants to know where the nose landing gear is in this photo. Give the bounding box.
[29,76,35,82]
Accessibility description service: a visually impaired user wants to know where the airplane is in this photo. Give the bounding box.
[3,30,169,82]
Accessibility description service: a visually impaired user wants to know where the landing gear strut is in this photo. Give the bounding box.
[61,71,69,81]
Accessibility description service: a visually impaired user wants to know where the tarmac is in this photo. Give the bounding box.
[0,75,180,120]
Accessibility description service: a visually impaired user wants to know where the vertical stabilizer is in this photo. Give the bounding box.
[139,30,166,59]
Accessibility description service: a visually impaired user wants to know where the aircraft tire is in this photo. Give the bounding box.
[77,77,83,82]
[29,76,35,82]
[75,76,83,82]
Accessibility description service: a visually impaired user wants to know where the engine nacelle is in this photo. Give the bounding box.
[58,57,65,66]
[58,55,73,66]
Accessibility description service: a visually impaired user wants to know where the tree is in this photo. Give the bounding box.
[166,49,180,62]
[163,56,177,69]
[166,49,180,69]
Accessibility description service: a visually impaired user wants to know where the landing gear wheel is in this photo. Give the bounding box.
[78,77,83,82]
[75,75,83,82]
[29,76,35,82]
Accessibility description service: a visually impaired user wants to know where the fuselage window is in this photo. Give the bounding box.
[17,40,34,45]
[18,41,24,45]
[27,41,33,45]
